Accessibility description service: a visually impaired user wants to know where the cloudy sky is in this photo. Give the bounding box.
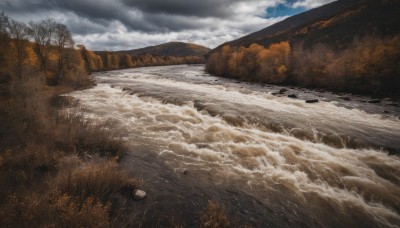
[1,0,335,51]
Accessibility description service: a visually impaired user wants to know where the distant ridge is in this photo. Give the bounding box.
[113,42,210,57]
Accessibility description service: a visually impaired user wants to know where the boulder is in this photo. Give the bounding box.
[368,99,380,103]
[279,88,288,94]
[133,189,147,200]
[306,99,319,103]
[288,94,298,99]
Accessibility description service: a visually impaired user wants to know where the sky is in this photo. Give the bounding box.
[1,0,335,51]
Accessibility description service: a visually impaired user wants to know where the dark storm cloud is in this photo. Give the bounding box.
[123,0,242,18]
[0,0,335,50]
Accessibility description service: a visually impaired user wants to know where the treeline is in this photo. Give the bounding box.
[0,13,89,87]
[0,12,204,87]
[207,36,400,95]
[80,47,205,72]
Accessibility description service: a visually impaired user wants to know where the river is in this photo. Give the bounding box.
[68,65,400,227]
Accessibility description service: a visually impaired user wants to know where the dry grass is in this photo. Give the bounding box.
[55,158,141,203]
[0,73,142,227]
[200,201,231,228]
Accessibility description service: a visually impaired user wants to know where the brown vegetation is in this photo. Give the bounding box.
[200,201,234,228]
[207,35,400,96]
[0,13,144,227]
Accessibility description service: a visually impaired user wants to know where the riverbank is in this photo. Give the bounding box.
[0,75,147,226]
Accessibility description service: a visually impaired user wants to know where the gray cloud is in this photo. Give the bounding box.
[0,0,333,50]
[123,0,242,18]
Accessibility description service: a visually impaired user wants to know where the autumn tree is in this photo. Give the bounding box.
[54,23,74,83]
[8,20,29,78]
[0,12,9,68]
[29,19,57,73]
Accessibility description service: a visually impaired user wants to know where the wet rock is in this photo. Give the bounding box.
[339,96,351,101]
[279,88,288,94]
[368,99,380,103]
[388,103,399,107]
[384,111,389,114]
[288,94,298,99]
[234,81,241,84]
[306,99,319,103]
[133,189,146,200]
[271,92,280,96]
[122,87,130,91]
[183,170,189,175]
[214,80,218,81]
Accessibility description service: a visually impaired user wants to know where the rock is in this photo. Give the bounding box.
[368,99,380,103]
[133,189,146,200]
[306,99,319,103]
[339,96,351,101]
[183,170,189,175]
[122,87,130,91]
[384,111,389,114]
[279,88,288,94]
[271,92,280,96]
[214,80,218,81]
[388,103,399,107]
[234,81,241,84]
[288,94,298,99]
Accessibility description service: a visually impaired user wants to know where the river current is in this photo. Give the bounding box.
[68,65,400,227]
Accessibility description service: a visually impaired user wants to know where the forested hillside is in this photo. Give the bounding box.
[114,42,210,57]
[207,0,400,96]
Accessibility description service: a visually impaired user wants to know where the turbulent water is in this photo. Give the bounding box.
[68,65,400,227]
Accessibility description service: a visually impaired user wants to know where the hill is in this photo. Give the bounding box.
[211,0,400,54]
[206,0,400,96]
[115,42,210,57]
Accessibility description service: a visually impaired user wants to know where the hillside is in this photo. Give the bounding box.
[115,42,210,57]
[206,0,400,96]
[211,0,400,54]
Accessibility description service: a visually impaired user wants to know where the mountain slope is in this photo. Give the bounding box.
[211,0,400,53]
[116,42,210,57]
[206,0,400,96]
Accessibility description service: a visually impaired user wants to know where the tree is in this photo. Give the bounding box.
[8,20,29,78]
[0,12,10,67]
[29,19,57,72]
[54,23,74,83]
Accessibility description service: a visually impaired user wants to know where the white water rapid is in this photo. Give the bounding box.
[68,65,400,227]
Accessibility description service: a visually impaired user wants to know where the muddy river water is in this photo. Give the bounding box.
[68,65,400,227]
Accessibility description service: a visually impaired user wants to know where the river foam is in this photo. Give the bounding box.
[68,65,400,227]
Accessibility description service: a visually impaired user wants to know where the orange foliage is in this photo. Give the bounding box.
[207,41,291,83]
[207,36,400,95]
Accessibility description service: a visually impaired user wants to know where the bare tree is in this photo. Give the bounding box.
[0,12,10,67]
[29,19,57,72]
[54,23,74,83]
[8,20,29,78]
